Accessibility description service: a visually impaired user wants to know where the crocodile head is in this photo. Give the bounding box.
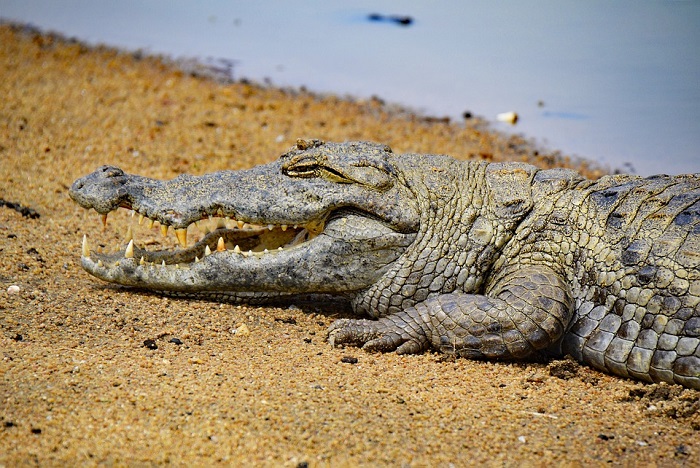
[69,140,422,302]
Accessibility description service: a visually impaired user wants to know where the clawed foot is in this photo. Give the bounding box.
[327,316,428,354]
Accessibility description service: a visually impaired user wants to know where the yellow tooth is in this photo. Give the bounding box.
[125,226,133,242]
[97,260,103,267]
[100,213,108,228]
[217,237,225,252]
[216,208,224,216]
[216,218,226,229]
[82,235,90,258]
[233,245,241,254]
[205,245,212,256]
[281,225,288,231]
[139,256,145,265]
[237,220,244,229]
[125,240,135,258]
[138,214,145,225]
[267,224,274,231]
[115,261,120,266]
[160,224,169,237]
[175,228,188,247]
[147,218,155,229]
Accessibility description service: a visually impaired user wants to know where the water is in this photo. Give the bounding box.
[2,0,699,175]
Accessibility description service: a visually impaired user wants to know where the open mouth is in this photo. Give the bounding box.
[80,205,326,268]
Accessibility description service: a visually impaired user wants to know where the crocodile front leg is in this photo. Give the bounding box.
[328,265,574,359]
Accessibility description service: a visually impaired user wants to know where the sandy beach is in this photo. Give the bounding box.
[1,24,698,466]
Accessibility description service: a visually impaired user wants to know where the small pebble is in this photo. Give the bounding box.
[340,356,358,364]
[7,285,20,294]
[143,339,158,350]
[169,337,183,345]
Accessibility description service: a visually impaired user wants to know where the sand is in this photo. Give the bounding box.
[1,24,698,466]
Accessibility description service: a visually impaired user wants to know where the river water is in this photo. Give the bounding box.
[2,0,698,175]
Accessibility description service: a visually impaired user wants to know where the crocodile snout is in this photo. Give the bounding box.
[69,165,128,213]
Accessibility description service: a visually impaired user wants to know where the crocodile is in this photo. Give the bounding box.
[69,139,700,389]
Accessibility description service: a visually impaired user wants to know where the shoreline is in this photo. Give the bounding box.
[1,24,697,466]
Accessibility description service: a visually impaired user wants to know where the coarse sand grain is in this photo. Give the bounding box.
[1,24,698,466]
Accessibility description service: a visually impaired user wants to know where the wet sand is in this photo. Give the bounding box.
[1,25,698,466]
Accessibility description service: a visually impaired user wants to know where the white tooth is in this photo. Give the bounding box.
[278,247,283,251]
[205,245,212,256]
[293,225,299,229]
[195,256,200,263]
[97,260,103,267]
[125,240,134,258]
[281,225,288,231]
[263,248,269,254]
[82,234,90,258]
[233,245,241,254]
[267,224,274,231]
[130,210,135,217]
[162,260,166,267]
[175,263,180,269]
[247,250,253,256]
[216,218,227,229]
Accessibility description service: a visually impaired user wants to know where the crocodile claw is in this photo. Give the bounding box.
[328,318,428,354]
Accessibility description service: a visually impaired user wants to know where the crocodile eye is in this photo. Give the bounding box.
[283,163,319,178]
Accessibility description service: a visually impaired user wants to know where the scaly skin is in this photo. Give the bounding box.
[70,140,700,389]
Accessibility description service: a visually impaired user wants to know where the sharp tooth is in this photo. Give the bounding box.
[100,213,108,227]
[97,260,103,267]
[233,245,241,254]
[162,260,166,267]
[195,256,200,263]
[160,224,169,237]
[237,220,244,229]
[175,264,180,269]
[216,218,226,229]
[147,218,155,229]
[115,261,120,266]
[125,226,133,242]
[217,237,226,252]
[138,214,145,225]
[82,235,90,258]
[175,228,188,247]
[205,245,212,256]
[125,240,135,258]
[130,210,135,217]
[278,247,283,251]
[247,250,253,256]
[139,256,145,265]
[267,224,274,231]
[293,225,299,229]
[281,224,288,231]
[263,248,269,254]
